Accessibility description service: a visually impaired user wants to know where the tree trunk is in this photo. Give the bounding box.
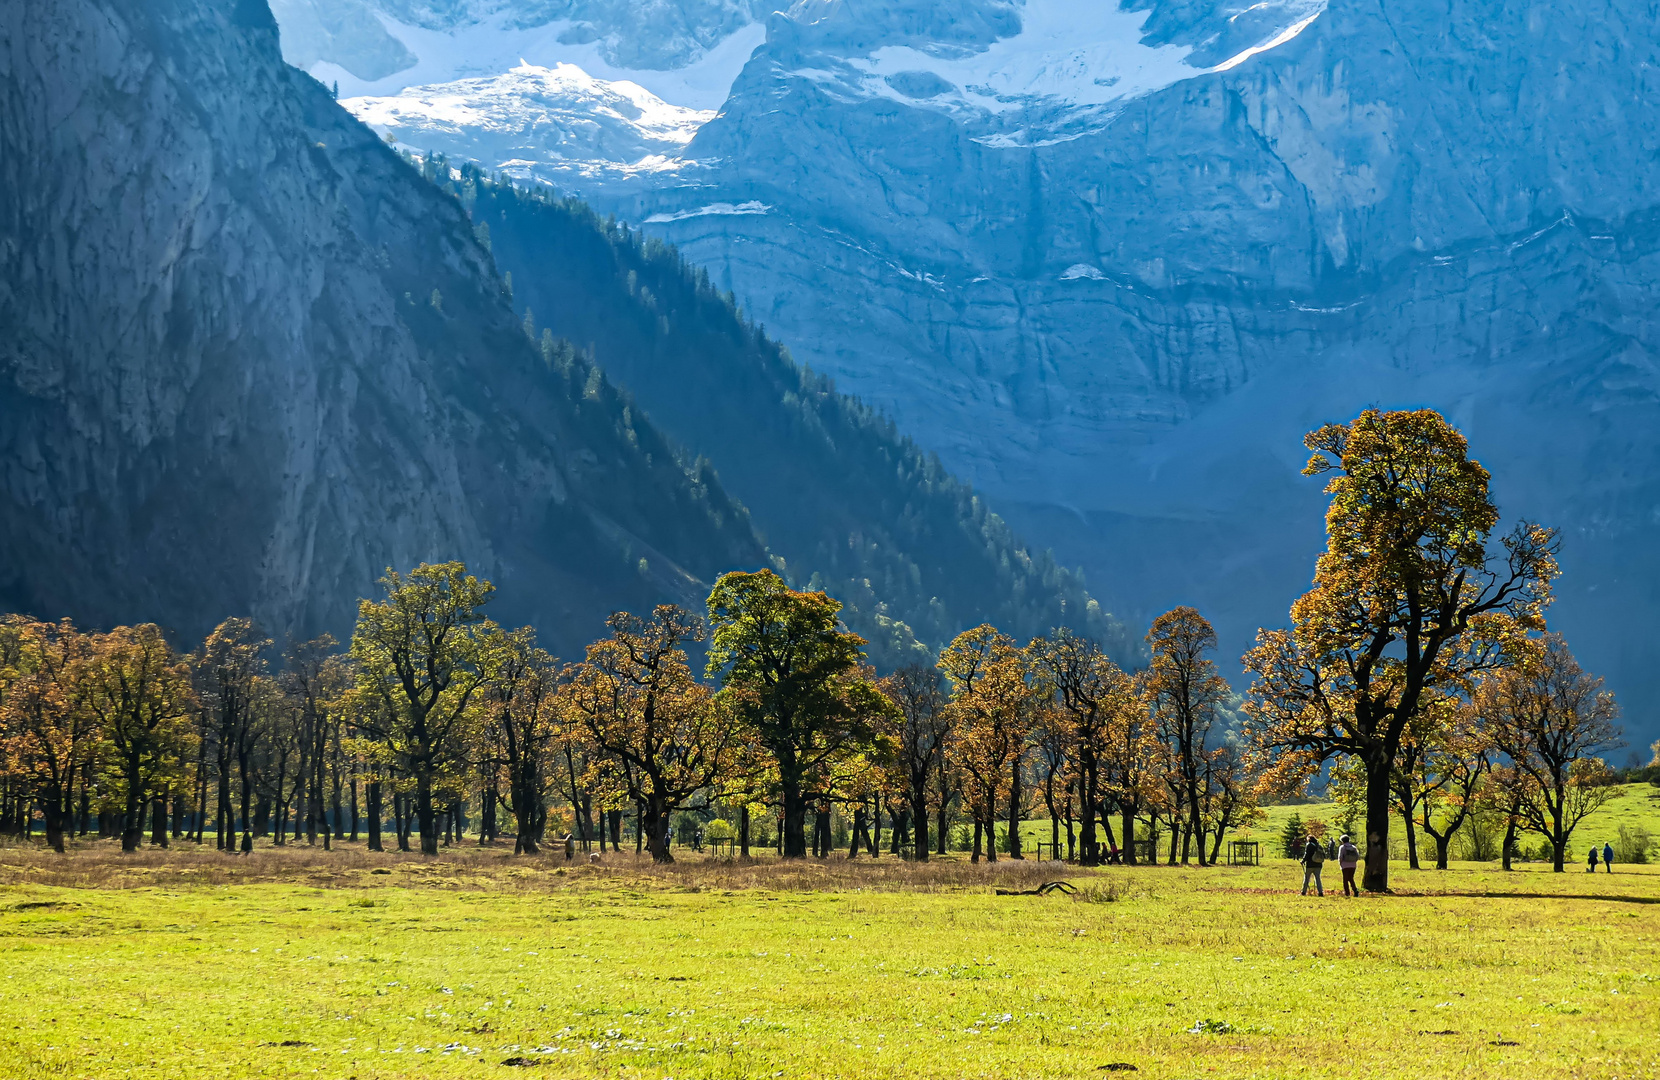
[1121,807,1136,866]
[780,771,808,858]
[641,793,674,863]
[151,796,169,848]
[1048,792,1060,860]
[909,776,929,862]
[1502,814,1518,871]
[366,781,384,852]
[739,803,751,859]
[985,798,999,863]
[415,775,438,856]
[1362,752,1393,892]
[1551,786,1566,873]
[216,757,234,851]
[43,794,66,855]
[1007,763,1023,859]
[121,760,144,853]
[848,805,864,859]
[971,818,981,862]
[1079,752,1099,865]
[1064,780,1076,862]
[1400,794,1420,870]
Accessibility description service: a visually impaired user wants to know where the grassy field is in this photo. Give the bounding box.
[0,819,1656,1080]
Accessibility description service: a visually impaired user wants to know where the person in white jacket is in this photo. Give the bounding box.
[1300,835,1326,896]
[1337,835,1361,896]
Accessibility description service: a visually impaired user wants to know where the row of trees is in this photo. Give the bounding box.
[0,561,1265,866]
[0,411,1631,884]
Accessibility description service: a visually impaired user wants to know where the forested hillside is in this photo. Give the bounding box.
[455,173,1127,665]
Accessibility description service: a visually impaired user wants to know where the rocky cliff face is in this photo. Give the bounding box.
[308,0,1660,735]
[0,0,766,653]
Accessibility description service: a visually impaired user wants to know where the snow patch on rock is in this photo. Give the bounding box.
[317,11,765,109]
[814,0,1327,143]
[644,201,772,223]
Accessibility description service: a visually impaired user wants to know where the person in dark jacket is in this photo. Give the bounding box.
[1604,842,1615,873]
[1587,847,1599,873]
[1301,835,1326,896]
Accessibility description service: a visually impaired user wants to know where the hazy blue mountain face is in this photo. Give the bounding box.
[462,182,1125,664]
[0,0,768,654]
[306,0,1660,742]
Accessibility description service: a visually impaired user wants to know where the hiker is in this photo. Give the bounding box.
[1337,834,1361,897]
[564,832,576,861]
[1587,846,1599,873]
[1301,835,1326,896]
[1105,843,1122,865]
[1604,841,1615,873]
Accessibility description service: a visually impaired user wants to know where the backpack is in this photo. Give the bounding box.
[1305,842,1326,865]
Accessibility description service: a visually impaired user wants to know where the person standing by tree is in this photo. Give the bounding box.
[1337,834,1360,896]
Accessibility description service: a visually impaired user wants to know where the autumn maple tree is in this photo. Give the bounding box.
[1141,607,1232,866]
[1479,634,1621,872]
[562,606,742,863]
[1028,628,1130,865]
[1243,409,1557,892]
[939,624,1043,862]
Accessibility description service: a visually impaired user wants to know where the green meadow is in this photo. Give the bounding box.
[1,787,1657,1080]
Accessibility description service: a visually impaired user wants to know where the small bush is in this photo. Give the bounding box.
[1612,825,1653,865]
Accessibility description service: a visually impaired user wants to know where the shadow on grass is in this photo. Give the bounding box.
[1429,891,1660,905]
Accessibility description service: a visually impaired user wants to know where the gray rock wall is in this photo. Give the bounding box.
[0,0,764,652]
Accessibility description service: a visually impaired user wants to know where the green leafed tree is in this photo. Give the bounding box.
[706,569,894,858]
[351,562,498,856]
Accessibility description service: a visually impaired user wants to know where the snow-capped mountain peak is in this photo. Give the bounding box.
[347,62,712,171]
